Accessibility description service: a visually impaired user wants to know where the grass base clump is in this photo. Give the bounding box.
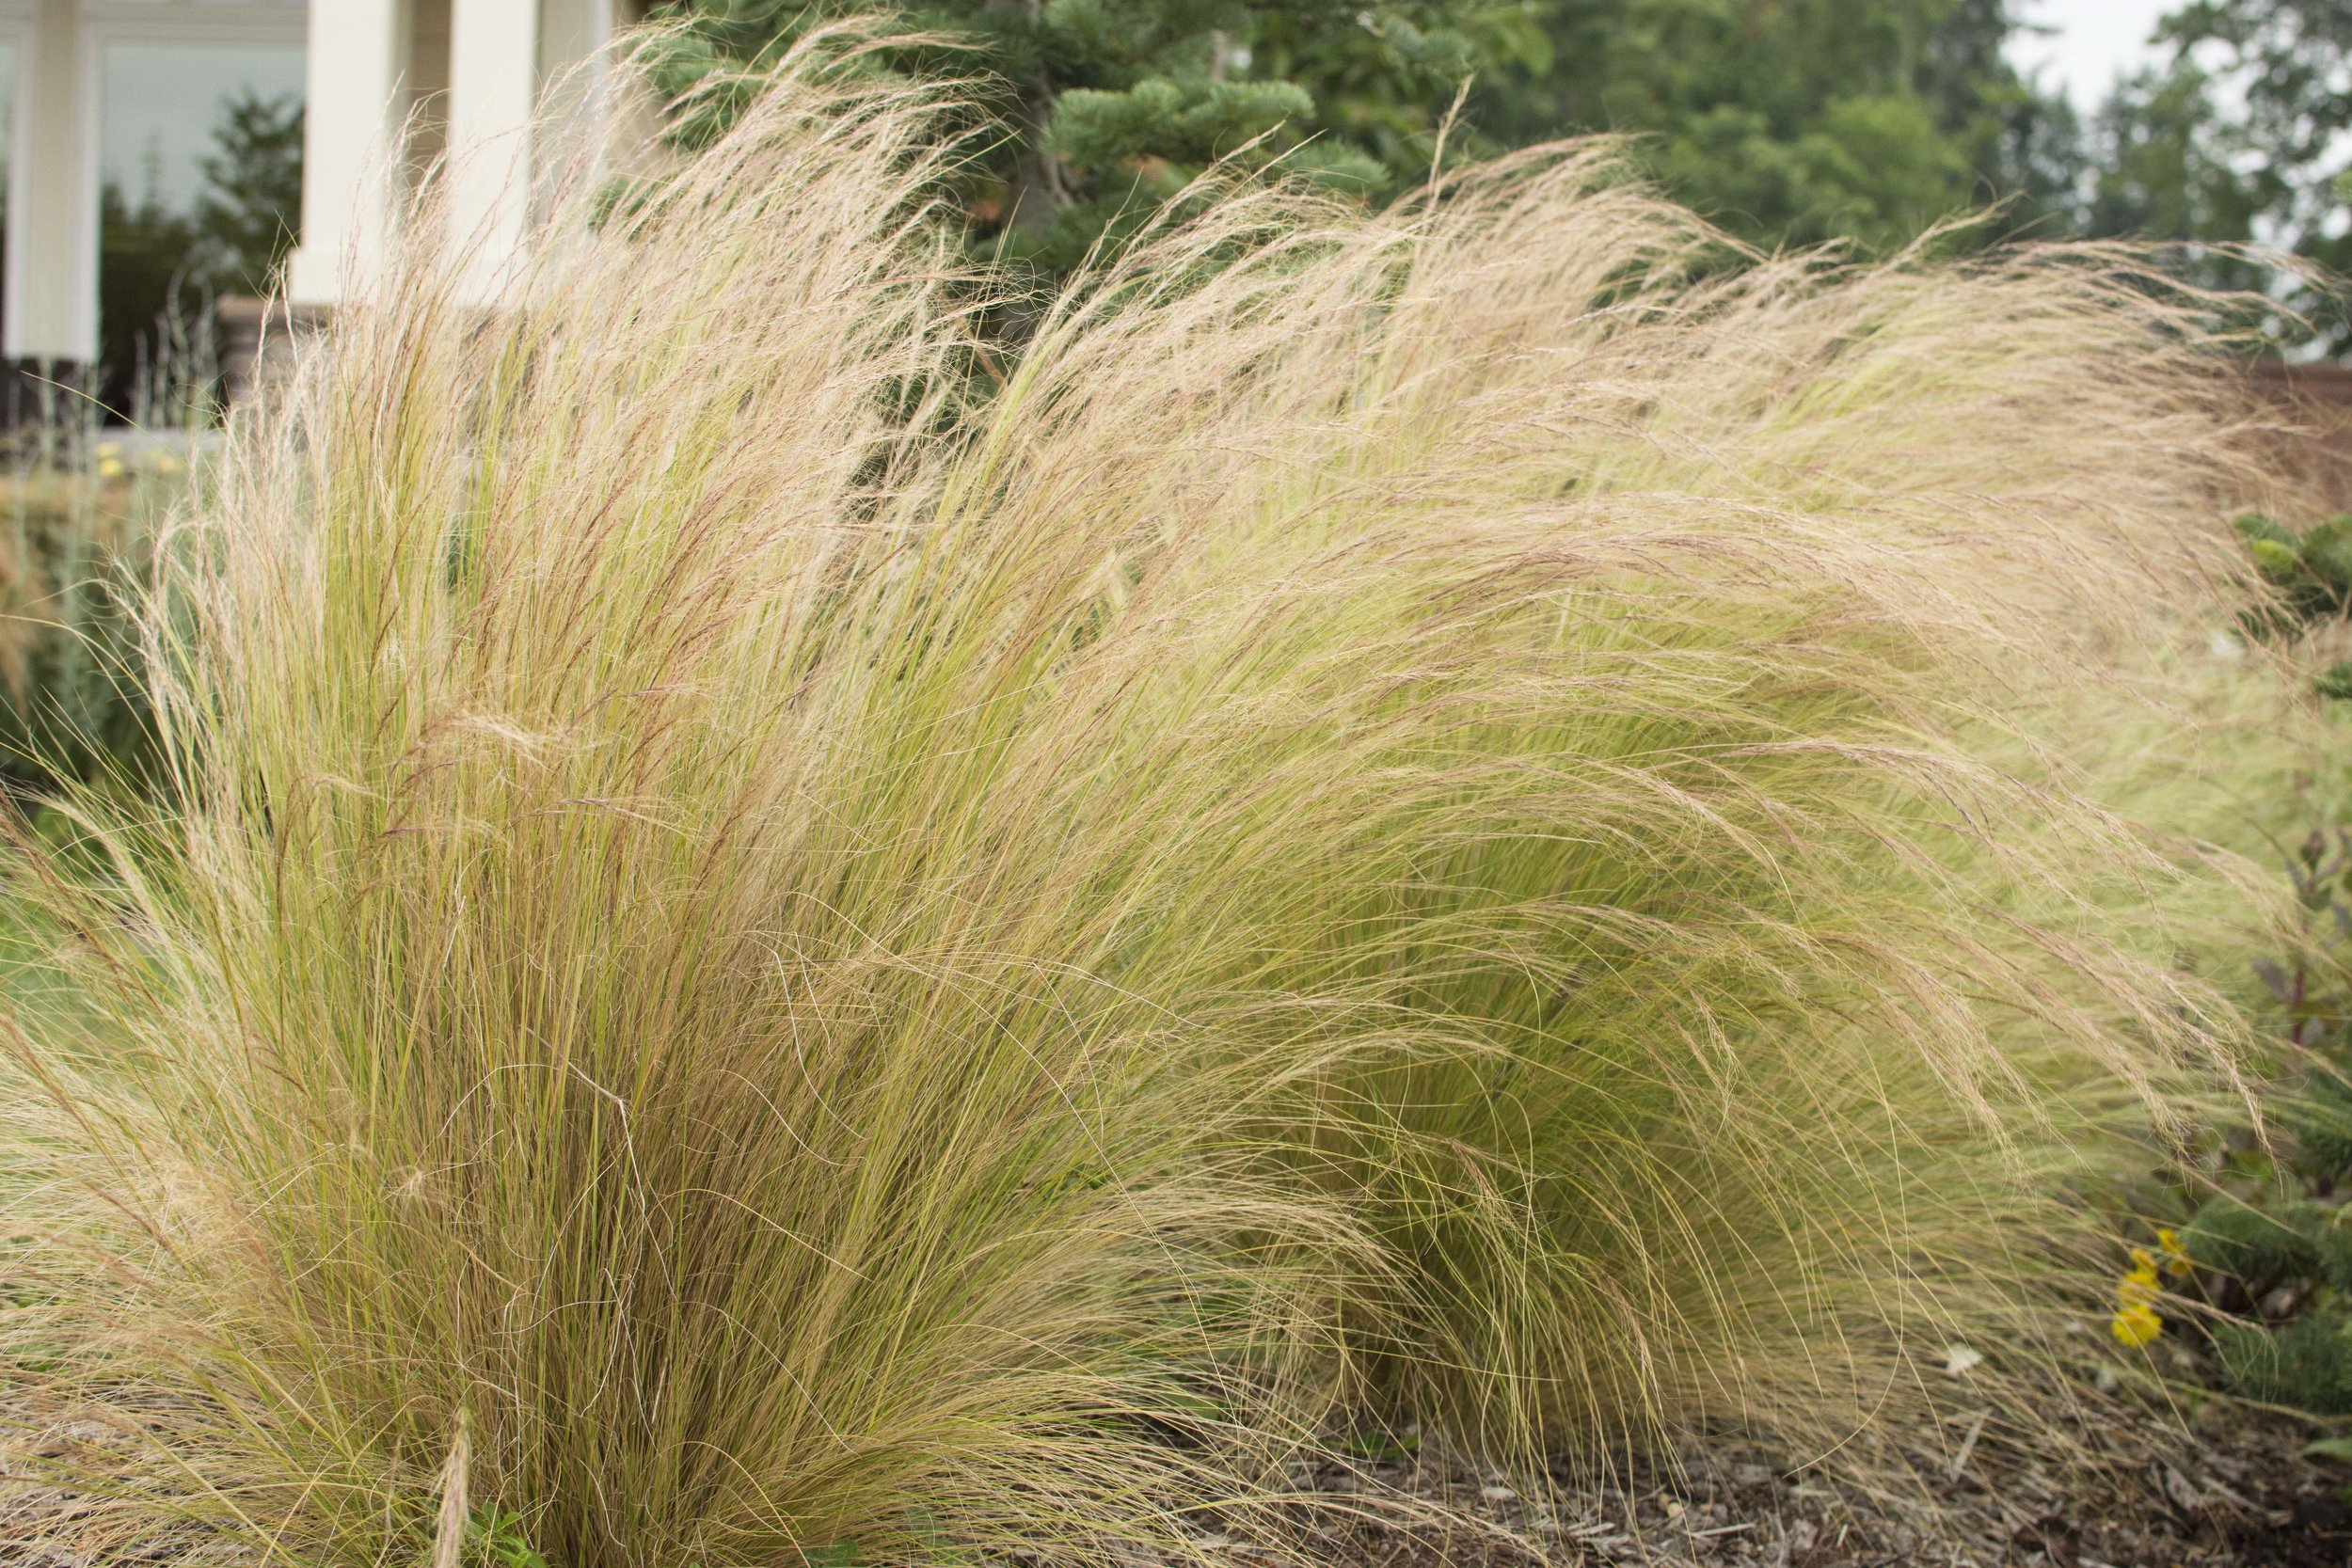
[0,31,2300,1567]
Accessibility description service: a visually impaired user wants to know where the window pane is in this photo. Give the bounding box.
[102,45,305,220]
[98,43,304,424]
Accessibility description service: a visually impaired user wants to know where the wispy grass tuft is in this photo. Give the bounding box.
[0,31,2301,1566]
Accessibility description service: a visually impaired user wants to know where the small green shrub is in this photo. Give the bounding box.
[2237,511,2352,633]
[2144,800,2352,1415]
[2230,509,2352,705]
[2213,1309,2352,1415]
[464,1507,553,1568]
[0,463,173,793]
[2182,1194,2323,1282]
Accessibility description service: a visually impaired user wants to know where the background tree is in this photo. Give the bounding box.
[193,92,306,296]
[96,166,202,421]
[645,1,1553,277]
[96,90,304,420]
[648,1,2074,270]
[2085,1,2349,353]
[651,2,2344,351]
[1475,0,2075,250]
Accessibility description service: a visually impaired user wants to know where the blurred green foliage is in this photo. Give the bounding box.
[1474,0,2072,250]
[99,89,302,423]
[2084,1,2351,355]
[643,2,2348,355]
[2107,519,2352,1418]
[2172,824,2352,1415]
[642,1,1554,277]
[0,465,171,800]
[642,0,2058,277]
[2235,512,2352,639]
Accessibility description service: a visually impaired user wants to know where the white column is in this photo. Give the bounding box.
[444,0,540,306]
[285,0,406,308]
[539,0,617,82]
[5,0,95,363]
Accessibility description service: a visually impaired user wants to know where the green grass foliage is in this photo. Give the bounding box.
[0,36,2299,1568]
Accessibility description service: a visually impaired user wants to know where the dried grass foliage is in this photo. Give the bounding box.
[0,34,2310,1567]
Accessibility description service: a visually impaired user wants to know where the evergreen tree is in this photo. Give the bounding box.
[645,2,2068,269]
[193,91,306,295]
[644,1,1544,276]
[97,175,201,417]
[95,90,305,420]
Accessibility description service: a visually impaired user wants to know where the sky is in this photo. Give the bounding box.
[2008,0,2178,111]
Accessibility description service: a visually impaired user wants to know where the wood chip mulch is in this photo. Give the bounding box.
[6,1402,2351,1565]
[1304,1407,2352,1568]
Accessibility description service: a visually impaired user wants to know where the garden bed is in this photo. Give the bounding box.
[7,1407,2347,1568]
[1328,1414,2352,1568]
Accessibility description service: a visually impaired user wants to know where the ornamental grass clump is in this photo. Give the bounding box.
[0,33,2292,1567]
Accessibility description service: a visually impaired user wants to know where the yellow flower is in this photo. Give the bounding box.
[151,451,184,477]
[95,456,125,481]
[2110,1302,2163,1347]
[2119,1254,2160,1307]
[2156,1227,2194,1278]
[92,441,120,460]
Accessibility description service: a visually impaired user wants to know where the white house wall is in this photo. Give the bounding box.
[5,0,93,363]
[444,0,540,306]
[4,0,308,364]
[3,0,623,368]
[283,0,400,309]
[294,0,624,311]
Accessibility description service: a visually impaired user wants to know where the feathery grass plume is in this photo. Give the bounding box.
[4,38,1378,1568]
[0,25,2294,1565]
[940,152,2293,1479]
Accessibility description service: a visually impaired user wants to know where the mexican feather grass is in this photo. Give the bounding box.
[0,35,2298,1566]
